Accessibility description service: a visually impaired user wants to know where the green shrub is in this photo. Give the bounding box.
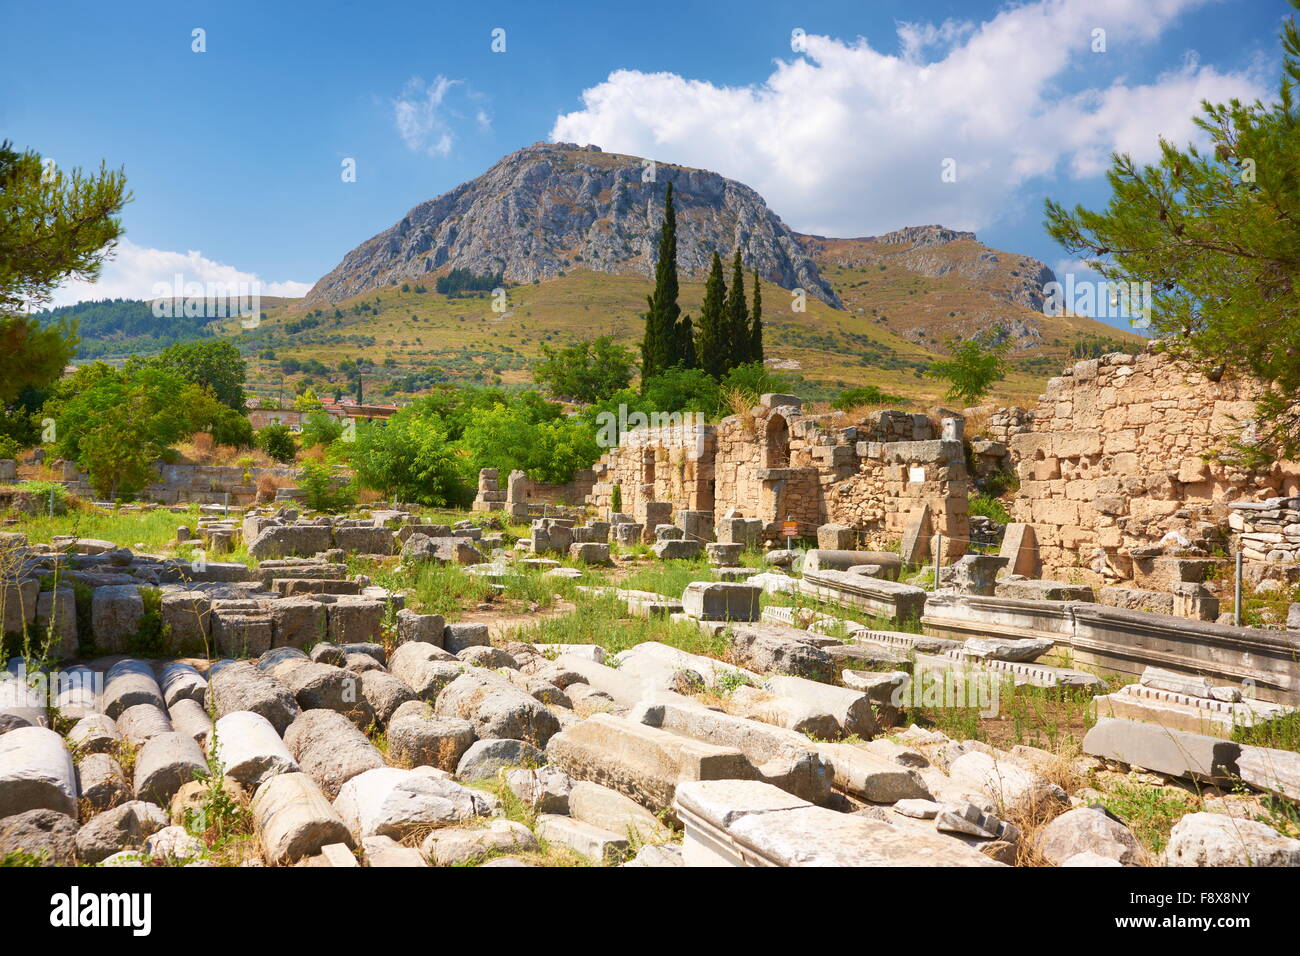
[969,492,1011,525]
[256,424,297,464]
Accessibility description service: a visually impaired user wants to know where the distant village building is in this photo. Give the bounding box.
[246,399,398,432]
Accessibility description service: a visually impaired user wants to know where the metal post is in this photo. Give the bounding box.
[934,533,942,590]
[224,492,230,518]
[49,487,55,517]
[1234,550,1243,627]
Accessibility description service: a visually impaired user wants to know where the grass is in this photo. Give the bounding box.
[507,589,731,659]
[968,491,1011,525]
[1096,777,1200,854]
[8,504,202,554]
[1232,710,1300,754]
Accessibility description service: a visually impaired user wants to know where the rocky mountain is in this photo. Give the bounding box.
[307,142,840,307]
[797,227,1066,350]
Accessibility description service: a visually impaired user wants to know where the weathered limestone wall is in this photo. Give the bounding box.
[1009,349,1300,585]
[588,425,717,518]
[586,404,970,551]
[58,462,298,506]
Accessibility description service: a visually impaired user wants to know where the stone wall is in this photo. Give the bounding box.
[58,461,298,506]
[1008,349,1300,585]
[586,402,970,553]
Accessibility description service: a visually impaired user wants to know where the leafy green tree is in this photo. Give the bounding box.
[293,388,323,411]
[1045,2,1300,463]
[46,364,204,498]
[927,332,1011,406]
[296,460,356,512]
[721,362,789,406]
[299,410,344,449]
[461,403,600,485]
[694,252,728,379]
[349,413,470,507]
[0,140,128,316]
[724,249,749,372]
[257,424,297,463]
[0,140,125,431]
[535,336,636,404]
[143,340,247,410]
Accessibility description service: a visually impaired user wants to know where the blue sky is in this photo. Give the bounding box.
[1,0,1288,328]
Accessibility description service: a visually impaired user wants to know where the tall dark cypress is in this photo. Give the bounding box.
[677,314,696,370]
[695,252,728,380]
[640,183,683,385]
[749,270,763,364]
[724,248,749,373]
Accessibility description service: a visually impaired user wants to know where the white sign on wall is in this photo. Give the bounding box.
[908,467,926,484]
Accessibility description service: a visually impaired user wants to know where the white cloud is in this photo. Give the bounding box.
[50,239,311,307]
[393,75,491,157]
[550,0,1269,237]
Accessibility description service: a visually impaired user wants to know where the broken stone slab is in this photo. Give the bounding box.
[267,596,327,650]
[1082,717,1240,784]
[802,550,901,578]
[1164,812,1300,866]
[815,742,932,803]
[764,674,878,738]
[1139,665,1216,699]
[333,767,492,841]
[1036,806,1142,866]
[396,609,445,646]
[935,800,1020,842]
[728,624,835,682]
[947,750,1067,814]
[0,726,77,818]
[133,731,207,805]
[252,771,354,865]
[610,641,759,691]
[505,766,573,814]
[89,584,144,654]
[434,670,561,747]
[422,819,537,866]
[212,711,298,787]
[728,685,841,740]
[569,779,673,843]
[629,691,831,804]
[455,737,544,781]
[536,813,628,862]
[681,581,760,622]
[961,636,1054,663]
[283,709,385,800]
[546,712,755,812]
[443,622,490,654]
[994,577,1093,602]
[674,779,1000,867]
[1236,745,1300,802]
[652,539,703,560]
[800,569,926,621]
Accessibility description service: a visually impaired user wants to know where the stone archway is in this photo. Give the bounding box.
[764,413,790,469]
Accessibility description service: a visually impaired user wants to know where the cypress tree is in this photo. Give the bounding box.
[694,252,728,379]
[749,270,764,364]
[724,248,749,374]
[677,313,697,370]
[640,183,684,384]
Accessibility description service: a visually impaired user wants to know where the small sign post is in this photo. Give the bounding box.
[782,517,797,550]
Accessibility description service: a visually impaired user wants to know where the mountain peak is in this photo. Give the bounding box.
[305,143,841,307]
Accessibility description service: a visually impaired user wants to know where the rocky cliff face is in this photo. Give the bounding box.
[307,142,840,307]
